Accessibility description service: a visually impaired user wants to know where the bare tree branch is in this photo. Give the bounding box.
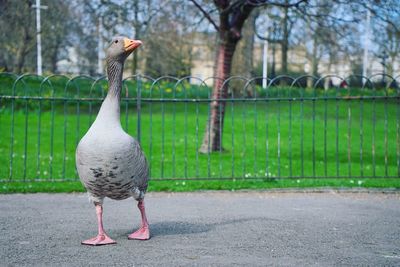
[367,6,400,33]
[220,0,246,15]
[221,0,307,16]
[246,0,308,8]
[189,0,220,32]
[229,3,255,39]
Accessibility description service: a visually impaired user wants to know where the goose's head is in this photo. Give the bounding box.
[106,36,142,63]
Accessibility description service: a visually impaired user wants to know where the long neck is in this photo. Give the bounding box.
[94,59,124,128]
[106,60,124,99]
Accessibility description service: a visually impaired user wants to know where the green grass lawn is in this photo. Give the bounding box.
[1,178,399,193]
[1,98,398,181]
[0,73,399,192]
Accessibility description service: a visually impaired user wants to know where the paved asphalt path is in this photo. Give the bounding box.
[1,191,399,266]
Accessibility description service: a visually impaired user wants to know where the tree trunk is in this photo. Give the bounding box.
[50,40,61,73]
[307,35,318,88]
[281,2,289,75]
[311,39,318,76]
[271,43,276,78]
[50,51,58,73]
[132,0,140,75]
[199,40,237,153]
[132,49,138,74]
[194,0,253,153]
[14,1,32,73]
[15,27,30,73]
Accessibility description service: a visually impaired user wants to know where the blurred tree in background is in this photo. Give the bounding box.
[0,0,35,73]
[0,0,74,73]
[0,0,398,80]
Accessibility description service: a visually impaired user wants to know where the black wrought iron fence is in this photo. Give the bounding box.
[0,73,399,182]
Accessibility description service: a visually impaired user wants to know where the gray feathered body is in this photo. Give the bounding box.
[76,95,148,204]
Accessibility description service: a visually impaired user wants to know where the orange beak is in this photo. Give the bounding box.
[124,38,142,52]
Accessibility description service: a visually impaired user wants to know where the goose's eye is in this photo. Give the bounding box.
[114,40,118,44]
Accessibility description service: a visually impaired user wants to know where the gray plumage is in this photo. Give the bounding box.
[76,36,148,205]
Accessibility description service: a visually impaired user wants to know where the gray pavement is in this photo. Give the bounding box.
[0,191,399,266]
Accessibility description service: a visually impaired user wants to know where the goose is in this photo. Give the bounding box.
[76,36,149,246]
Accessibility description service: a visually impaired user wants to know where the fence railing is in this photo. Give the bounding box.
[0,73,399,182]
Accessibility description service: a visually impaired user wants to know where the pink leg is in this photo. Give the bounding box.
[81,204,116,246]
[128,200,150,240]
